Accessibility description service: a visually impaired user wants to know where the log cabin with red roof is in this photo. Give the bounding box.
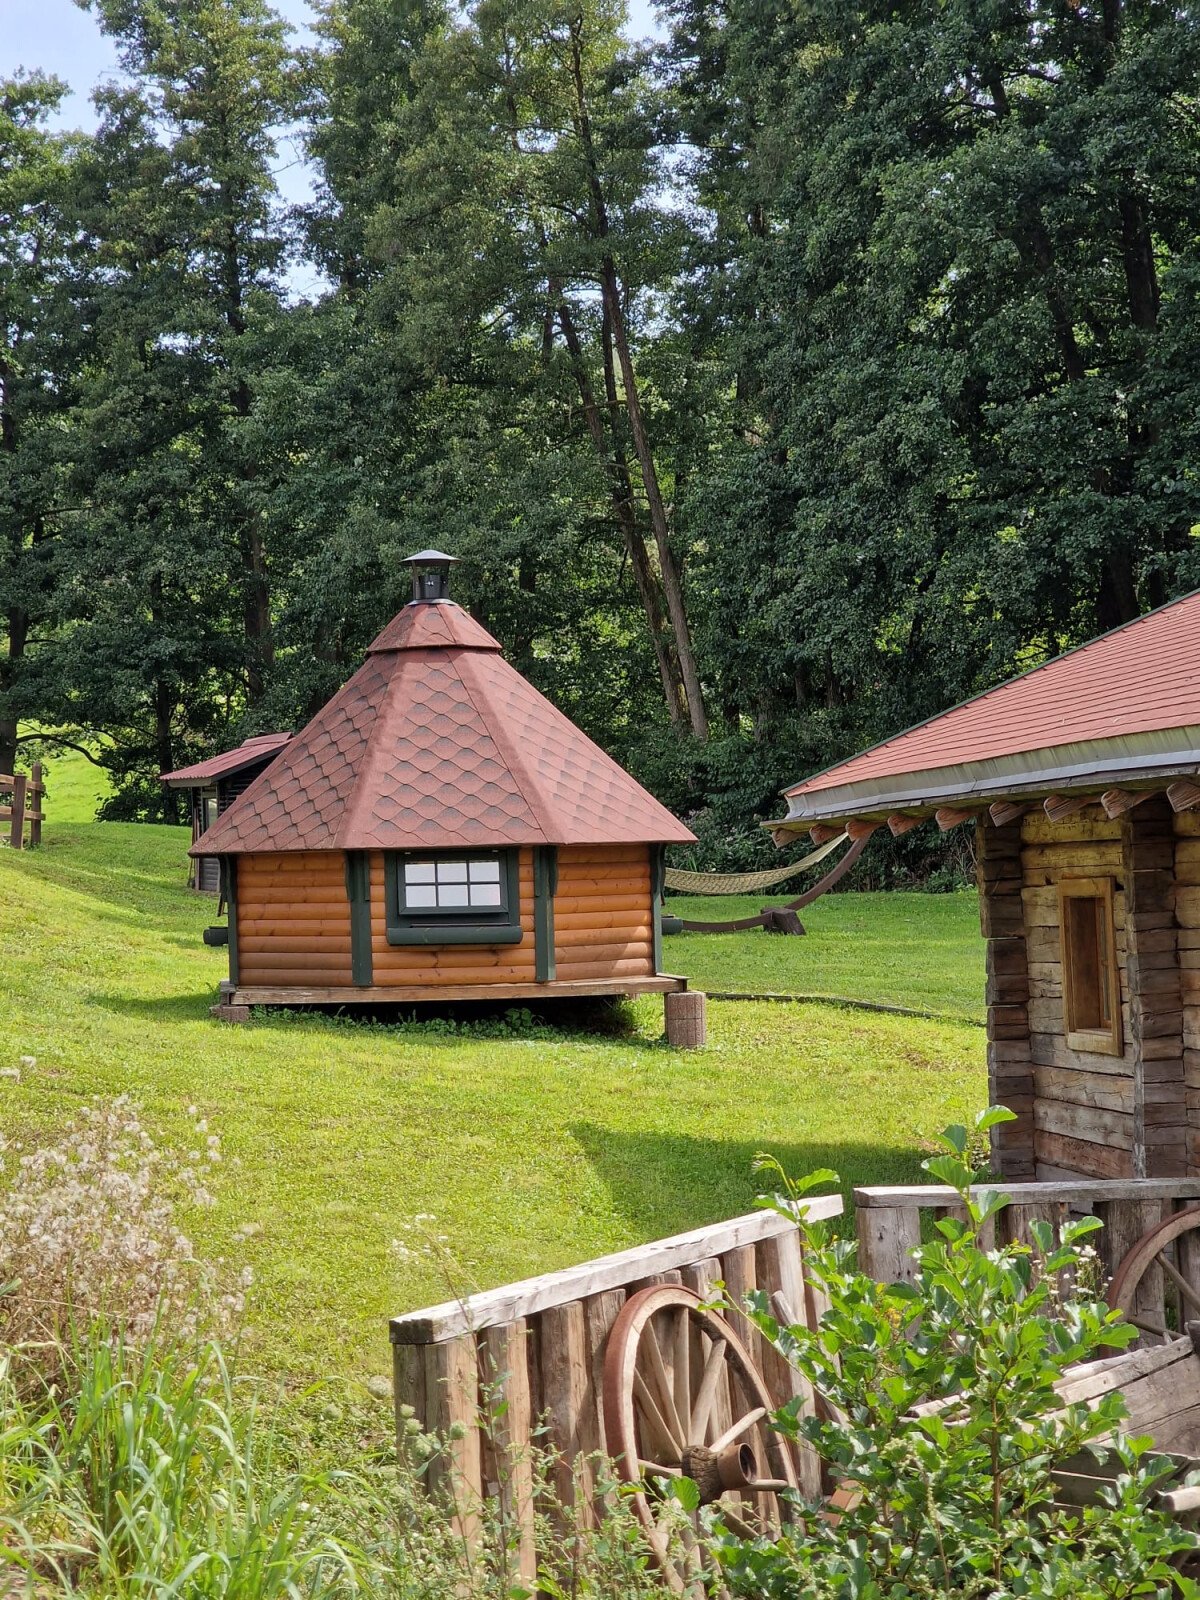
[192,552,698,1031]
[770,590,1200,1184]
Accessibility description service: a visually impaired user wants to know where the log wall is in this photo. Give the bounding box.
[1175,811,1200,1173]
[234,851,354,986]
[1018,810,1137,1180]
[981,800,1192,1182]
[232,844,657,993]
[368,848,538,986]
[552,845,655,980]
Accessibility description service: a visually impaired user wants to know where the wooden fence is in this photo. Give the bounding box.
[855,1176,1200,1337]
[390,1197,843,1566]
[0,763,43,849]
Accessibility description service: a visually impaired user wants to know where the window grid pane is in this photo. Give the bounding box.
[402,855,507,914]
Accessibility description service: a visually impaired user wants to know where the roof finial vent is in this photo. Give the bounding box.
[404,549,460,604]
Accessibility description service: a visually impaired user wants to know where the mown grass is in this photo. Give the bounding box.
[666,890,985,1020]
[0,751,986,1386]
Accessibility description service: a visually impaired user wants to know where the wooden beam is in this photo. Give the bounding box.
[1167,779,1200,814]
[1101,788,1154,820]
[390,1197,845,1344]
[809,824,841,845]
[886,813,923,837]
[232,976,688,1006]
[845,819,878,841]
[988,800,1028,827]
[1042,792,1094,824]
[934,806,975,831]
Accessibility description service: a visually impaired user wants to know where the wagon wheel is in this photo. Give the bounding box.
[1108,1207,1200,1344]
[603,1283,799,1592]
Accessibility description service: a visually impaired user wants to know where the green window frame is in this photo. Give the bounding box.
[384,849,523,946]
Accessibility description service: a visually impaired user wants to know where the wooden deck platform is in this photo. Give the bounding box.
[230,975,688,1006]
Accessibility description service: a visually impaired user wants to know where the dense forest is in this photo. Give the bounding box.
[3,0,1199,866]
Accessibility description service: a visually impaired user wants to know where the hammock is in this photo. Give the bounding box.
[663,832,848,896]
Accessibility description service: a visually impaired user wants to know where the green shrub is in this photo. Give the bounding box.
[719,1109,1200,1599]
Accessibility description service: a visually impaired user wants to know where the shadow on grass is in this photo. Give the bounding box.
[90,991,217,1023]
[90,991,646,1039]
[572,1124,936,1241]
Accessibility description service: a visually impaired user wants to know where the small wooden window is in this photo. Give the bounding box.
[384,849,523,945]
[1058,876,1122,1057]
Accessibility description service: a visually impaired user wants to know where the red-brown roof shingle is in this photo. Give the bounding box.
[194,601,694,854]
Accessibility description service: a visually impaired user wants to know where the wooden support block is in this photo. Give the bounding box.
[809,824,841,845]
[989,800,1028,827]
[1043,793,1096,824]
[393,1341,427,1458]
[935,806,976,831]
[665,989,707,1048]
[1102,788,1154,820]
[845,819,878,841]
[886,813,922,836]
[1168,779,1200,814]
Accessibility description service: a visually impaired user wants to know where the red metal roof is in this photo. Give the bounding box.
[161,732,291,787]
[788,589,1200,805]
[194,601,695,854]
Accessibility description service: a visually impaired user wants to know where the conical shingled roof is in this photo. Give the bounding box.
[193,599,695,855]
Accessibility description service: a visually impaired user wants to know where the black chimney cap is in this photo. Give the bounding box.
[404,549,459,603]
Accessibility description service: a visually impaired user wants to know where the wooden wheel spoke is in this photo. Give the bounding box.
[1128,1312,1172,1340]
[644,1319,688,1446]
[711,1406,767,1454]
[634,1371,684,1457]
[690,1338,728,1443]
[1155,1250,1200,1316]
[673,1307,691,1429]
[640,1459,682,1479]
[715,1502,759,1541]
[745,1478,791,1492]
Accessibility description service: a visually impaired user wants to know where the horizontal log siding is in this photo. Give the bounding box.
[553,846,655,979]
[1019,813,1136,1181]
[367,850,537,986]
[236,852,354,986]
[1176,813,1200,1173]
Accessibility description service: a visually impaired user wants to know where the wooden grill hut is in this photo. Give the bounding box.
[770,590,1200,1184]
[193,552,695,1020]
[161,732,291,892]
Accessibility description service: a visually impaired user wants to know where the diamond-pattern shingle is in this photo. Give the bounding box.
[193,600,694,856]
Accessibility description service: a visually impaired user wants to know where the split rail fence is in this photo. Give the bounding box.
[392,1175,1200,1574]
[0,763,43,849]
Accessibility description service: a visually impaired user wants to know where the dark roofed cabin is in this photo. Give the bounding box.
[161,732,291,892]
[770,589,1200,1184]
[191,552,695,1013]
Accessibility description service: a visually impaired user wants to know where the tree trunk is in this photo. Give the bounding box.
[566,21,708,739]
[149,573,177,822]
[551,285,686,723]
[0,605,24,778]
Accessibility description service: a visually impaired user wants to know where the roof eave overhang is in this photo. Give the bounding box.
[771,726,1200,833]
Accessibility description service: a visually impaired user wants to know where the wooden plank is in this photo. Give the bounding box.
[424,1335,483,1548]
[1033,1098,1133,1150]
[856,1203,921,1283]
[855,1178,1200,1208]
[1033,1065,1133,1113]
[755,1230,823,1498]
[719,1244,762,1370]
[1033,1129,1133,1179]
[392,1341,426,1455]
[480,1320,536,1581]
[1030,1033,1134,1076]
[391,1198,844,1343]
[540,1301,598,1523]
[582,1288,626,1464]
[236,976,688,1008]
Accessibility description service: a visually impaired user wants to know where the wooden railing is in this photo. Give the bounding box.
[390,1197,843,1565]
[0,762,43,849]
[855,1178,1200,1339]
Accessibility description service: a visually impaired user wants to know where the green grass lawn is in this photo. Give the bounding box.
[0,752,986,1387]
[666,890,985,1020]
